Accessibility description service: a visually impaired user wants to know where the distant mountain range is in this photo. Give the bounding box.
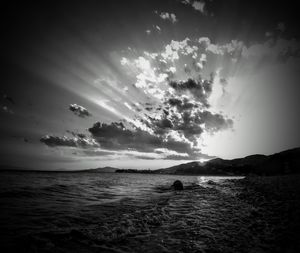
[1,147,299,175]
[155,147,300,176]
[0,165,118,173]
[83,166,117,173]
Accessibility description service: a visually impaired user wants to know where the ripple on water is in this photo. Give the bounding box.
[0,172,259,253]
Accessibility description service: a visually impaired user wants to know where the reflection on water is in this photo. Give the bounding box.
[0,171,246,252]
[197,175,245,185]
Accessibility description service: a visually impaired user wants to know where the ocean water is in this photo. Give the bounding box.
[0,172,244,252]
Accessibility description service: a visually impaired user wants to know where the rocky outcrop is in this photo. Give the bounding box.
[172,180,184,190]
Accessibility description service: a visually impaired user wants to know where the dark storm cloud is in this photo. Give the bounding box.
[88,121,162,152]
[155,111,204,144]
[169,77,213,107]
[145,100,233,145]
[167,98,195,112]
[88,121,199,157]
[40,134,99,148]
[147,116,174,136]
[149,112,203,140]
[66,130,88,139]
[69,104,91,118]
[157,118,173,128]
[154,110,230,138]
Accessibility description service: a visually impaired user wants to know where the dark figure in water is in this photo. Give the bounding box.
[172,180,184,190]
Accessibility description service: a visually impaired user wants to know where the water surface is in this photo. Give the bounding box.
[0,171,244,252]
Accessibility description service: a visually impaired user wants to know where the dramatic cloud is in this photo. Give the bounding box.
[114,36,240,160]
[87,121,204,158]
[45,32,295,161]
[148,106,232,143]
[45,27,298,162]
[85,95,232,159]
[69,104,91,118]
[85,66,232,158]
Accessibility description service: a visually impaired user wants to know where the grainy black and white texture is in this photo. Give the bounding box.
[1,0,300,170]
[1,1,300,252]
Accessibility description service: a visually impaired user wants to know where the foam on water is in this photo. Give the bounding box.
[197,175,244,185]
[0,171,249,252]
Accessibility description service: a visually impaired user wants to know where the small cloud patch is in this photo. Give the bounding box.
[40,134,99,148]
[69,104,91,118]
[192,1,205,13]
[156,11,178,23]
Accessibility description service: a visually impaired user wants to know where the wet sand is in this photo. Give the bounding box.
[2,175,300,253]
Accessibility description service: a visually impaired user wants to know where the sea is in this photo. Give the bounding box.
[0,171,244,253]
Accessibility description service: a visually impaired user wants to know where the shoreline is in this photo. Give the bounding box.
[1,174,300,253]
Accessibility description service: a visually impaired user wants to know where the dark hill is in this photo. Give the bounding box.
[84,166,117,173]
[157,147,300,176]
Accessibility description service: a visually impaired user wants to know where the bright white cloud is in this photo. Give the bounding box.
[124,102,133,111]
[158,12,178,23]
[199,53,207,62]
[161,38,192,61]
[155,25,161,32]
[116,32,300,161]
[168,66,177,73]
[120,57,129,65]
[202,35,300,158]
[192,1,205,14]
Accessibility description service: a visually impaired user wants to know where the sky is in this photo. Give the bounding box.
[1,0,300,170]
